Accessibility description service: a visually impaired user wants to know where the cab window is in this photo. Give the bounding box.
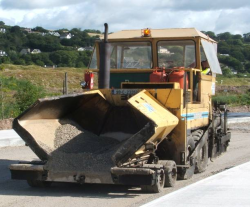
[88,42,152,69]
[157,40,196,68]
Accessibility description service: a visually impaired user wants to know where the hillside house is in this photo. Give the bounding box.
[158,46,171,54]
[49,31,60,37]
[0,28,6,33]
[60,33,72,39]
[243,33,250,39]
[31,49,41,54]
[23,28,32,33]
[231,69,238,74]
[77,47,85,51]
[77,47,94,51]
[20,48,31,55]
[83,46,94,51]
[0,50,7,56]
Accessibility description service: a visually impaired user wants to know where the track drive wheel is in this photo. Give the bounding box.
[195,140,208,173]
[141,169,165,193]
[158,160,177,187]
[27,180,52,188]
[193,130,208,173]
[178,136,196,180]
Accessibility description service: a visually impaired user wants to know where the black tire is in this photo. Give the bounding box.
[141,170,165,193]
[158,160,177,187]
[178,136,196,180]
[27,180,52,188]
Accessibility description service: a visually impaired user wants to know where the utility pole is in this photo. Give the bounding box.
[63,72,68,95]
[65,72,68,95]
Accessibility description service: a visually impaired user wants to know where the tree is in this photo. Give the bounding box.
[202,31,217,40]
[227,39,243,46]
[245,62,250,73]
[14,59,26,65]
[243,47,250,61]
[222,67,233,77]
[84,29,101,34]
[0,21,5,26]
[8,50,19,62]
[218,41,230,54]
[218,55,243,71]
[35,60,44,67]
[33,26,48,33]
[230,50,244,62]
[232,34,243,40]
[76,61,85,68]
[70,28,82,35]
[10,26,22,34]
[217,32,232,41]
[50,50,79,67]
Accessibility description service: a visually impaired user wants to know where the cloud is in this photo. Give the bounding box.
[0,0,250,35]
[0,0,83,10]
[154,0,250,11]
[1,0,250,11]
[215,8,250,34]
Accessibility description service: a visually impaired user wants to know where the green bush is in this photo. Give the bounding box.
[14,80,46,113]
[0,76,47,118]
[213,93,250,105]
[0,65,4,71]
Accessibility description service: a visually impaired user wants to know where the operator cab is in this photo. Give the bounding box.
[88,28,222,103]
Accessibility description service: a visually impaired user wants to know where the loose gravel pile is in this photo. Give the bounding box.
[45,119,123,175]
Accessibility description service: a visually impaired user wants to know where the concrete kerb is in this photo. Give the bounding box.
[0,129,25,147]
[228,117,250,124]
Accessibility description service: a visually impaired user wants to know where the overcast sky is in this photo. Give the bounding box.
[0,0,249,35]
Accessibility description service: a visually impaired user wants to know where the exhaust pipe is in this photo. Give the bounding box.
[99,23,111,89]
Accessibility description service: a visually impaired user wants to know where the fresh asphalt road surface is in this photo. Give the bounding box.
[0,131,250,207]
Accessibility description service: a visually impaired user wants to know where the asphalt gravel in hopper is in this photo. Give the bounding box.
[44,119,122,175]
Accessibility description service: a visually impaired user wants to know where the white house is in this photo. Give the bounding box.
[23,28,32,33]
[60,33,72,39]
[83,47,94,51]
[20,48,31,55]
[0,50,7,56]
[158,46,171,54]
[49,31,60,37]
[31,49,41,54]
[231,69,238,74]
[77,47,85,51]
[0,28,6,33]
[77,47,94,51]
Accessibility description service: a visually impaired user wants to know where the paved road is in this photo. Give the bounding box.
[0,131,250,207]
[142,161,250,207]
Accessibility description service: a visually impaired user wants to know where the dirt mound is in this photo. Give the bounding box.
[0,118,13,130]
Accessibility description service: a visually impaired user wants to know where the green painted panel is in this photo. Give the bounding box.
[110,73,150,88]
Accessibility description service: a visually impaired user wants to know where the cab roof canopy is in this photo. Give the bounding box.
[107,28,216,42]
